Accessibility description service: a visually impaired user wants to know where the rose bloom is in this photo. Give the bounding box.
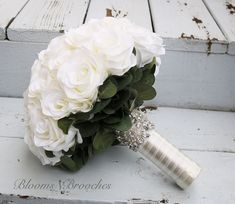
[24,92,82,165]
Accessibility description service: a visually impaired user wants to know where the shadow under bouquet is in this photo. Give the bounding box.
[24,17,200,189]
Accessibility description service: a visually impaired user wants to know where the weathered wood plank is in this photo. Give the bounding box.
[0,41,47,97]
[153,50,235,111]
[1,97,235,152]
[0,0,29,40]
[86,0,152,30]
[1,40,235,110]
[203,0,235,55]
[7,0,89,43]
[149,0,228,53]
[0,138,234,203]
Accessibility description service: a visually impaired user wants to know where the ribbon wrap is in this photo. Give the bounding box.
[116,109,201,189]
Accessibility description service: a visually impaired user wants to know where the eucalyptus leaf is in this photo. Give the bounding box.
[99,79,117,99]
[45,150,55,158]
[116,73,133,91]
[107,114,132,131]
[144,57,156,71]
[74,122,100,137]
[103,115,122,124]
[74,112,91,123]
[93,129,115,153]
[134,83,156,100]
[90,113,109,122]
[108,89,130,111]
[72,155,84,170]
[103,107,116,114]
[131,67,143,83]
[140,71,155,86]
[58,117,73,134]
[60,156,79,171]
[92,98,111,114]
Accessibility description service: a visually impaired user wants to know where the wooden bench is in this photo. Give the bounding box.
[0,0,235,203]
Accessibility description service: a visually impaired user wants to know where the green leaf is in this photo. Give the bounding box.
[99,79,117,99]
[90,113,109,122]
[144,57,156,72]
[131,67,143,83]
[62,144,76,155]
[74,122,100,137]
[72,155,84,170]
[45,150,55,158]
[93,129,115,153]
[60,155,79,171]
[107,114,132,131]
[107,89,131,111]
[134,84,156,100]
[57,117,73,134]
[88,145,93,158]
[140,71,155,86]
[103,107,116,114]
[116,73,133,91]
[92,98,111,114]
[73,112,91,123]
[103,115,122,124]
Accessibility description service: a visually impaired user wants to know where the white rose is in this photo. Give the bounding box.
[99,17,165,68]
[90,26,136,76]
[127,25,165,67]
[41,89,71,120]
[28,60,52,98]
[57,48,107,104]
[39,35,73,71]
[65,19,102,48]
[24,93,83,165]
[25,127,63,165]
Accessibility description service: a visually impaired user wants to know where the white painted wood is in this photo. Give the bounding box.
[7,0,89,43]
[149,0,228,53]
[85,0,152,30]
[0,97,235,202]
[152,50,235,111]
[1,40,235,111]
[1,97,235,152]
[203,0,235,55]
[148,107,235,153]
[0,41,47,97]
[0,138,235,203]
[0,0,29,40]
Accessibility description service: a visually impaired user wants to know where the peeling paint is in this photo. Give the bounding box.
[106,8,113,17]
[207,38,212,55]
[17,194,29,199]
[180,32,199,40]
[192,17,203,24]
[226,2,235,14]
[128,198,169,204]
[106,7,128,18]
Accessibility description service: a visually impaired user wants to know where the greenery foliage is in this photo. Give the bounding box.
[49,58,157,171]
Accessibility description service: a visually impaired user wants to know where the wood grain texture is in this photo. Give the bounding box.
[7,0,89,43]
[149,0,228,53]
[0,0,29,40]
[203,0,235,55]
[0,98,235,202]
[0,41,47,97]
[152,50,235,111]
[1,41,235,111]
[1,97,235,152]
[0,138,235,203]
[86,0,152,30]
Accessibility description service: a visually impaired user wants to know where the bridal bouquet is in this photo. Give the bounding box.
[24,17,200,189]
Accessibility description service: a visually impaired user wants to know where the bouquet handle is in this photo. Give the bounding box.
[138,130,201,189]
